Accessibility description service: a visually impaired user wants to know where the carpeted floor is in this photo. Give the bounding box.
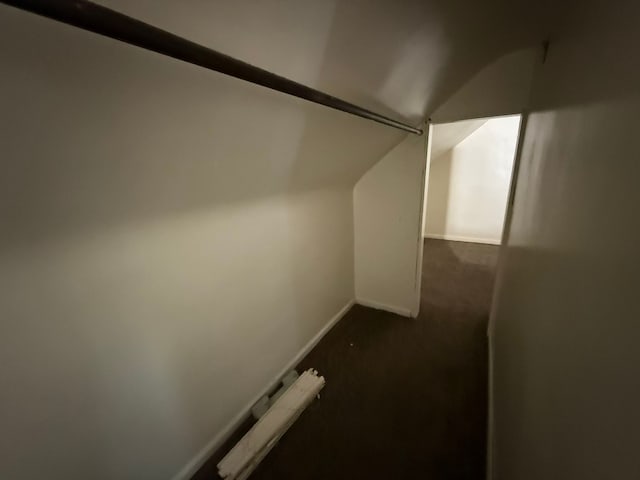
[194,239,499,480]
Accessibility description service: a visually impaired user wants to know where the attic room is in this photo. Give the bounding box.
[2,1,640,479]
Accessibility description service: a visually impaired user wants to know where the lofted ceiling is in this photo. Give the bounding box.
[1,0,553,247]
[96,0,549,124]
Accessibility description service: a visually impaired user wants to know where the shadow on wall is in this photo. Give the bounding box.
[285,0,547,126]
[423,117,487,239]
[425,150,454,236]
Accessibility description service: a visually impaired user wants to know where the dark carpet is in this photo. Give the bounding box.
[194,239,499,480]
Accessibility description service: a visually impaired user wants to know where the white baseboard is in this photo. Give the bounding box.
[424,233,501,245]
[171,299,355,480]
[355,298,412,318]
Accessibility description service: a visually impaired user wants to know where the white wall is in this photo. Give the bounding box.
[0,0,541,476]
[490,1,640,478]
[351,46,537,318]
[432,48,539,123]
[424,116,520,244]
[0,1,578,479]
[0,191,354,479]
[96,0,547,124]
[9,0,542,476]
[0,5,396,480]
[429,118,487,159]
[354,134,427,317]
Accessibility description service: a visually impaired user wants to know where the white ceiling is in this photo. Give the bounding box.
[97,0,549,124]
[0,0,555,245]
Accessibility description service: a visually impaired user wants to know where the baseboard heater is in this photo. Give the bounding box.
[217,369,325,480]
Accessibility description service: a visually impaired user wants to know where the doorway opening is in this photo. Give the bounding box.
[383,113,523,478]
[424,115,520,246]
[417,113,521,315]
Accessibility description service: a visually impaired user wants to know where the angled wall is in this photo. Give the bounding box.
[490,1,640,478]
[0,5,400,480]
[353,47,539,317]
[354,133,427,316]
[0,1,552,479]
[432,48,539,123]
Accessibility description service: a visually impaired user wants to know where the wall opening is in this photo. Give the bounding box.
[414,114,521,316]
[423,115,521,245]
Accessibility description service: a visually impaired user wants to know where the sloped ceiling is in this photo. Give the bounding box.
[430,119,488,160]
[97,0,547,124]
[432,47,540,123]
[1,0,550,246]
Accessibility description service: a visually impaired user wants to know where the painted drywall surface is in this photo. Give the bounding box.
[0,190,353,479]
[0,0,556,478]
[424,116,520,244]
[429,118,487,160]
[490,1,640,478]
[352,46,540,319]
[95,0,547,124]
[0,7,368,480]
[354,134,426,316]
[432,48,539,123]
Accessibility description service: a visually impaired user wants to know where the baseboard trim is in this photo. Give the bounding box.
[171,299,355,480]
[355,298,412,318]
[424,233,501,245]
